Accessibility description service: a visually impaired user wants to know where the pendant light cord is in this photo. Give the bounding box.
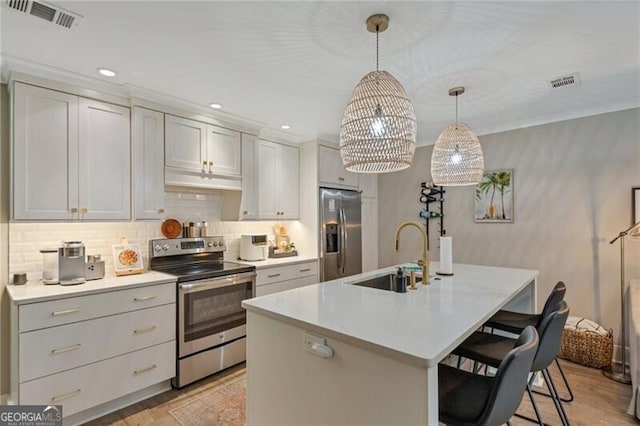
[376,25,379,71]
[455,93,459,122]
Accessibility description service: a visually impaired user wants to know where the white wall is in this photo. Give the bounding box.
[379,108,640,353]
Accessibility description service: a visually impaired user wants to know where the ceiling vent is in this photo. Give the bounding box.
[2,0,82,29]
[548,72,582,89]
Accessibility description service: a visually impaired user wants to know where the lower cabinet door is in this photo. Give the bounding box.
[19,341,175,417]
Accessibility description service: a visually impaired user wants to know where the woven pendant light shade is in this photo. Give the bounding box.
[339,14,417,174]
[431,86,484,186]
[340,70,417,173]
[431,122,484,185]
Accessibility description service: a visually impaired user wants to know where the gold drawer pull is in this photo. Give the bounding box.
[134,325,157,334]
[134,364,157,375]
[51,388,81,402]
[267,273,281,278]
[299,268,311,272]
[51,308,80,317]
[134,295,157,302]
[51,343,82,355]
[158,208,165,214]
[338,177,345,182]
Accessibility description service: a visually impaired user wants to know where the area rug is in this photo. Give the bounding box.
[169,373,247,425]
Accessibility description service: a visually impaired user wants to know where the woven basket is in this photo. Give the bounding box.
[558,323,613,368]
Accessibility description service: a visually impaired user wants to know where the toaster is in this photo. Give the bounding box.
[239,234,268,261]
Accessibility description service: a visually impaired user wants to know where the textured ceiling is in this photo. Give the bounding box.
[1,1,639,144]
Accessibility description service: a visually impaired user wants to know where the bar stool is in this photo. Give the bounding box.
[439,326,539,426]
[454,301,571,426]
[486,281,573,403]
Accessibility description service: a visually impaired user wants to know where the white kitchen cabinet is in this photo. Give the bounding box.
[11,281,176,420]
[359,173,378,198]
[12,82,131,220]
[318,144,358,188]
[133,107,165,220]
[165,114,241,187]
[361,197,379,273]
[255,260,318,296]
[257,140,299,220]
[240,133,258,219]
[78,98,131,220]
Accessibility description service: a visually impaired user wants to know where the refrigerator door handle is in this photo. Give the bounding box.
[339,207,347,274]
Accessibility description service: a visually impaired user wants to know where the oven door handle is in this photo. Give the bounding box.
[178,272,256,292]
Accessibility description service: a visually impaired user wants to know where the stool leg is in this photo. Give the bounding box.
[554,358,575,402]
[542,368,570,426]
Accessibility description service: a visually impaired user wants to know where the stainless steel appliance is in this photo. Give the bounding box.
[58,241,86,285]
[319,187,362,281]
[85,254,105,280]
[149,236,256,388]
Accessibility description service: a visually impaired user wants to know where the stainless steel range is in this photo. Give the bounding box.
[149,236,256,388]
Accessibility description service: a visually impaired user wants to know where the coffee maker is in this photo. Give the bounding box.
[59,241,86,285]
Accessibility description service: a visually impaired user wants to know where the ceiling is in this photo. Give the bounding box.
[1,1,639,145]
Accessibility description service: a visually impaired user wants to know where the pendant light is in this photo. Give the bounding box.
[339,14,417,173]
[430,87,484,186]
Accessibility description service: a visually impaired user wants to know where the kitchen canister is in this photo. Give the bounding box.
[40,247,59,284]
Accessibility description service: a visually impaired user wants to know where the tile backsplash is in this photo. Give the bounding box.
[8,189,311,280]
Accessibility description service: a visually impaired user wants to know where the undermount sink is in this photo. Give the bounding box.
[349,273,422,292]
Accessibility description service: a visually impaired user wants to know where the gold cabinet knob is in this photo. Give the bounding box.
[338,177,345,182]
[243,210,248,215]
[158,208,165,214]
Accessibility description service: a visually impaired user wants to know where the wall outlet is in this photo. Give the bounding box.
[303,333,325,354]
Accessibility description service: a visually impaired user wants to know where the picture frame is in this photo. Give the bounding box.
[475,169,514,223]
[633,187,640,225]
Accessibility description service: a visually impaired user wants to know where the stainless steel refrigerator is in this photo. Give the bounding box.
[319,187,362,281]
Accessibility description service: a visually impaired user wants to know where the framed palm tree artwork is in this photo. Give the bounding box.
[475,169,513,223]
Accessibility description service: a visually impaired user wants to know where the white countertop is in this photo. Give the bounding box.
[234,255,317,269]
[6,271,177,304]
[242,262,538,368]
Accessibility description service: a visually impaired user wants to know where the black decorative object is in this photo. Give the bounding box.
[419,182,446,250]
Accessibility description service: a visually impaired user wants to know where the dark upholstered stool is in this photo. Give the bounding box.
[485,281,573,404]
[439,326,539,426]
[455,301,570,426]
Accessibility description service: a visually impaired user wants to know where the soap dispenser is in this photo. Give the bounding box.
[395,267,407,293]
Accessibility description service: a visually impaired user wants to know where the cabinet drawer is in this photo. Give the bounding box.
[256,275,318,297]
[19,341,175,417]
[256,261,318,286]
[20,304,175,382]
[19,282,175,332]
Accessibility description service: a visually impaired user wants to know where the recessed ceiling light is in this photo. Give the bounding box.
[281,125,291,130]
[209,103,222,109]
[98,68,116,77]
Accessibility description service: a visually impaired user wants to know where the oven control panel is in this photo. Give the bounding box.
[149,237,225,257]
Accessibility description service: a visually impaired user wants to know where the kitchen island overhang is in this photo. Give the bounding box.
[242,262,538,425]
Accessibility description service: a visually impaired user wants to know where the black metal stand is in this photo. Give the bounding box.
[419,182,446,251]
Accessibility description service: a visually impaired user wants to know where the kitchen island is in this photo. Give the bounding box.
[242,262,538,425]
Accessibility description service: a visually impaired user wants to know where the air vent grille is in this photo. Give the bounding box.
[2,0,82,29]
[549,72,582,89]
[30,1,55,21]
[5,0,28,12]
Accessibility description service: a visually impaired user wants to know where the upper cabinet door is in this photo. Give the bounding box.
[133,107,165,220]
[13,83,79,220]
[207,125,241,176]
[257,140,278,219]
[165,115,207,172]
[240,133,258,219]
[78,99,131,220]
[318,145,358,188]
[277,144,299,220]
